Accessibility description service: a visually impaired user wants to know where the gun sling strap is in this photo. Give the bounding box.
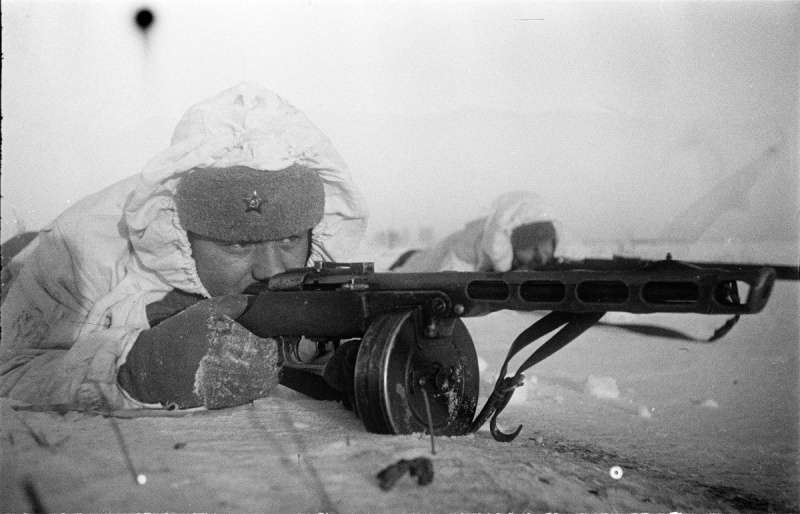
[596,281,742,343]
[468,311,605,442]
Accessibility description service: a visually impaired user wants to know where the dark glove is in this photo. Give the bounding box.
[118,295,281,409]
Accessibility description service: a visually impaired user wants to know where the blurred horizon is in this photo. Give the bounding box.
[2,0,798,252]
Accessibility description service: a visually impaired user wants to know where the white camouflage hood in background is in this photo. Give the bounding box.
[477,191,561,271]
[390,190,580,273]
[124,82,369,296]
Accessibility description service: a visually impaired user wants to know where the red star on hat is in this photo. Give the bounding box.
[244,191,264,213]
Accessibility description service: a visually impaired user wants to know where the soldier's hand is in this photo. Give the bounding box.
[118,295,281,410]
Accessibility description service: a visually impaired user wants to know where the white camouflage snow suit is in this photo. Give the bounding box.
[0,83,369,410]
[392,191,571,272]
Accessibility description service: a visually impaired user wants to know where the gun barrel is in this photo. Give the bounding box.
[682,261,799,281]
[545,256,798,281]
[360,265,774,316]
[242,261,776,327]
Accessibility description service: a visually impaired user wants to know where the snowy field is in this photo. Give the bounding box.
[1,241,797,512]
[465,281,798,510]
[1,2,796,511]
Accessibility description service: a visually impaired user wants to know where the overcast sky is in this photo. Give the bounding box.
[2,0,797,245]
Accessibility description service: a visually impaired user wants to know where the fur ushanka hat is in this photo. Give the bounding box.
[174,164,325,242]
[510,220,558,252]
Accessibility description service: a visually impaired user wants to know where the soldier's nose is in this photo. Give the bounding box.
[252,242,285,280]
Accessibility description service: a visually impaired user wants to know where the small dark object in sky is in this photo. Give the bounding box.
[376,457,434,491]
[135,8,155,32]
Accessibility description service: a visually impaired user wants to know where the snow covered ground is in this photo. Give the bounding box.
[465,280,798,510]
[1,242,797,512]
[460,239,799,511]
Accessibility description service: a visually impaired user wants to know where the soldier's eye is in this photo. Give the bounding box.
[280,235,301,246]
[219,242,252,253]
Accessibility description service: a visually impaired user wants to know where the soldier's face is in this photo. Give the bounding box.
[511,238,555,270]
[188,230,310,296]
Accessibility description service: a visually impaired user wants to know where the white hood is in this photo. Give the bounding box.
[477,191,560,271]
[124,82,369,296]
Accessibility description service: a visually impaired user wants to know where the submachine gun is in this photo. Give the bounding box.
[238,257,783,442]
